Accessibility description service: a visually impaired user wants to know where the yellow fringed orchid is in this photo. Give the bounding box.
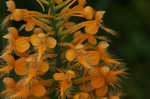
[64,42,92,68]
[2,78,29,99]
[59,6,94,20]
[2,27,18,56]
[88,67,108,97]
[73,31,97,45]
[23,55,50,84]
[30,32,57,60]
[66,11,116,36]
[53,70,76,98]
[0,55,15,74]
[3,0,54,31]
[64,41,101,68]
[2,27,31,56]
[0,0,126,98]
[2,77,49,98]
[97,41,120,65]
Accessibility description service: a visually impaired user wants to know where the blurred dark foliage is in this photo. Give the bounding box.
[0,0,150,99]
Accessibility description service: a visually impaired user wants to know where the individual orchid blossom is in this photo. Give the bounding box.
[53,70,76,98]
[64,42,92,68]
[3,0,54,31]
[0,55,15,74]
[2,77,50,98]
[30,32,57,60]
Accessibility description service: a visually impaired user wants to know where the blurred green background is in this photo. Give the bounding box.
[0,0,150,99]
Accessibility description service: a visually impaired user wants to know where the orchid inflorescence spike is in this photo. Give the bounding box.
[0,0,126,99]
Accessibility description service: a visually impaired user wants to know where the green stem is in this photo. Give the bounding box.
[54,0,72,11]
[49,1,62,68]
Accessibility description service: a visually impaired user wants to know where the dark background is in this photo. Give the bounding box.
[0,0,150,99]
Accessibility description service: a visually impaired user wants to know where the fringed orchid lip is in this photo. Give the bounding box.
[53,70,76,98]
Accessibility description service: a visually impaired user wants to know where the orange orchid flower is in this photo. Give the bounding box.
[56,0,93,22]
[30,32,57,60]
[2,27,18,56]
[0,55,15,74]
[87,67,108,97]
[2,78,29,99]
[2,77,16,97]
[73,30,109,46]
[66,11,116,36]
[1,28,55,61]
[2,77,49,98]
[9,54,50,86]
[53,70,76,98]
[105,68,126,88]
[2,27,31,57]
[63,42,92,68]
[22,56,50,84]
[59,6,94,20]
[97,41,121,65]
[3,77,16,88]
[73,31,97,45]
[88,65,125,97]
[3,0,54,31]
[64,41,101,68]
[30,79,51,97]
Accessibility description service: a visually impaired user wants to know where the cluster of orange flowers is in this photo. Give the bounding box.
[0,0,126,99]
